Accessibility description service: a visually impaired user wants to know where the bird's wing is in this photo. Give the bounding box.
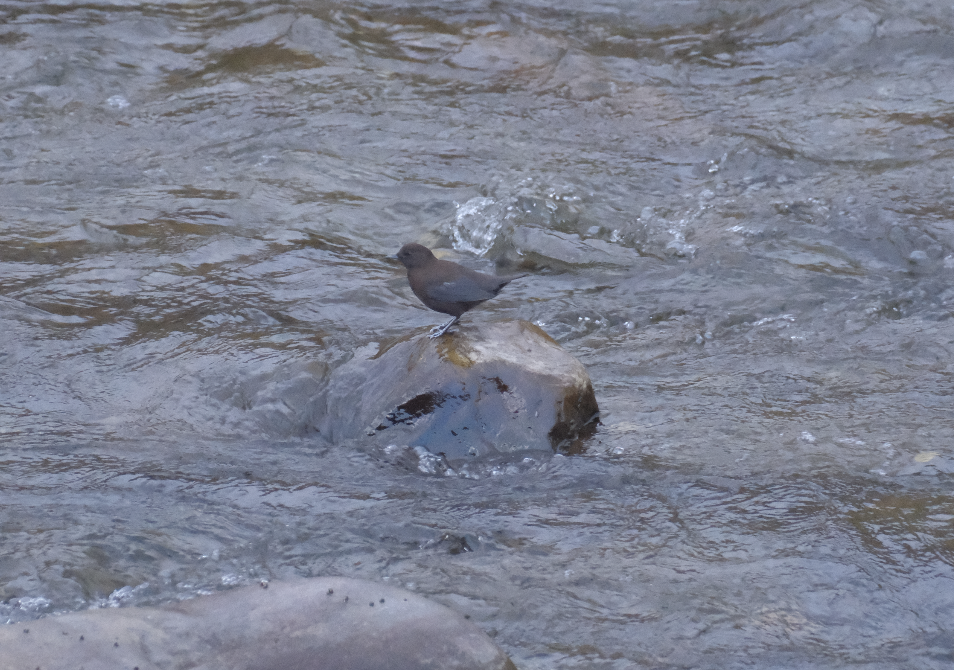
[426,275,502,303]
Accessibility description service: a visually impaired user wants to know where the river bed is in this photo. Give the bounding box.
[1,1,953,668]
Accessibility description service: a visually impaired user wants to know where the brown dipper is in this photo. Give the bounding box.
[397,243,525,338]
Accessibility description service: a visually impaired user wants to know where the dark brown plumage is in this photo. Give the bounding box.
[397,243,525,337]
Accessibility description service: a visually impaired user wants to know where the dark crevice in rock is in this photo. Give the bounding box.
[377,391,468,429]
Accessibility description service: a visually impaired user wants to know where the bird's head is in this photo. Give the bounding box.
[396,243,436,269]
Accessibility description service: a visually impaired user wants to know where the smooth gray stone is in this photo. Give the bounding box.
[0,577,517,670]
[320,320,599,460]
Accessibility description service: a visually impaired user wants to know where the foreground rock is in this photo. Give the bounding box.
[0,577,516,670]
[321,320,598,460]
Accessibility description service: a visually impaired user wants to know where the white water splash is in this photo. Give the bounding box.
[449,197,505,256]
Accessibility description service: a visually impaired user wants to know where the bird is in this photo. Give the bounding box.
[396,243,525,338]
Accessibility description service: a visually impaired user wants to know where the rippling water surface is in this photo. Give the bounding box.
[2,1,954,668]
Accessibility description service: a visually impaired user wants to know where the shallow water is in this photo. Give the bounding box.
[1,1,953,667]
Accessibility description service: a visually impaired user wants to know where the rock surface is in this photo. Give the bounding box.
[321,320,598,460]
[0,577,517,670]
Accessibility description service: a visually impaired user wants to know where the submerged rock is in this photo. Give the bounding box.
[0,577,517,670]
[321,320,598,460]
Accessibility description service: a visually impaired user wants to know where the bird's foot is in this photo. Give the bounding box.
[428,325,457,338]
[428,318,459,338]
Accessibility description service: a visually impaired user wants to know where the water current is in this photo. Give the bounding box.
[1,1,953,668]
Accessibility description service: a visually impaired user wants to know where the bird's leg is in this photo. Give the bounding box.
[428,316,459,338]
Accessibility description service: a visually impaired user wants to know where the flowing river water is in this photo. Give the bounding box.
[1,1,953,668]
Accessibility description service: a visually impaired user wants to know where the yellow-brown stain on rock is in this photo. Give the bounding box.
[518,320,560,346]
[549,382,600,453]
[436,336,475,368]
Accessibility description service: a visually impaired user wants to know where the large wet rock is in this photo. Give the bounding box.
[0,577,516,670]
[320,320,598,460]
